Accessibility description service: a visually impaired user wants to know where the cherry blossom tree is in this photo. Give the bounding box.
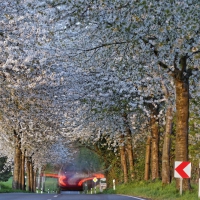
[60,0,200,190]
[1,0,200,192]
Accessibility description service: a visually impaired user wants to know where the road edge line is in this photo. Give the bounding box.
[118,194,147,200]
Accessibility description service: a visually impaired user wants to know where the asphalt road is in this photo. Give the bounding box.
[0,193,147,200]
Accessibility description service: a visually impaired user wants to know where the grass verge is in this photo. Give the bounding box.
[0,176,58,193]
[103,180,200,200]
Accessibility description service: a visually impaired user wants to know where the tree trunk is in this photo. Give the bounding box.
[30,161,33,192]
[126,128,134,180]
[12,132,21,190]
[18,152,22,190]
[150,105,160,180]
[126,134,134,180]
[175,76,190,190]
[21,152,25,190]
[26,158,31,192]
[42,171,45,192]
[12,146,21,189]
[33,170,36,193]
[123,114,134,180]
[144,136,151,180]
[37,167,42,190]
[119,135,128,183]
[162,106,173,185]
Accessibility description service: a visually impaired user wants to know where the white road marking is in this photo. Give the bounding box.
[119,194,146,200]
[54,195,58,197]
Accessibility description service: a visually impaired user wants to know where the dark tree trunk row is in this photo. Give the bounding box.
[12,131,36,192]
[118,114,135,183]
[144,100,173,184]
[26,157,36,192]
[143,66,191,191]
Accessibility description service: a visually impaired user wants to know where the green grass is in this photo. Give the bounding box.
[0,177,12,193]
[103,180,200,200]
[1,177,12,188]
[0,177,28,193]
[0,176,59,193]
[44,177,59,193]
[0,183,12,193]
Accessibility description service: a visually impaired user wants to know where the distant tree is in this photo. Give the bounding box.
[0,157,11,182]
[76,147,103,173]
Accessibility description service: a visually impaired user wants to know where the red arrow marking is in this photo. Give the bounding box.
[175,162,190,178]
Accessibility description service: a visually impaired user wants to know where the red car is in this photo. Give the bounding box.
[58,165,104,191]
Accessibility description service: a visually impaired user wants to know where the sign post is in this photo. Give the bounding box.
[180,178,183,195]
[93,177,97,194]
[174,161,191,195]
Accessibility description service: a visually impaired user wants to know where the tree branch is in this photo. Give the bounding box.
[158,61,168,69]
[80,41,129,52]
[188,49,200,58]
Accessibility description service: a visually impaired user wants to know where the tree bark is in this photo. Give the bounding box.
[162,106,173,185]
[30,161,34,192]
[37,167,42,190]
[21,152,25,190]
[18,152,22,190]
[33,170,36,193]
[119,135,128,183]
[175,76,190,190]
[144,136,151,180]
[123,114,134,180]
[126,133,134,180]
[26,158,31,192]
[150,105,160,180]
[12,132,21,190]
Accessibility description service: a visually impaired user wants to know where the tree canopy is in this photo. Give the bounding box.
[0,0,200,191]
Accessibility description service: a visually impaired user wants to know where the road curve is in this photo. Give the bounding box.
[0,193,148,200]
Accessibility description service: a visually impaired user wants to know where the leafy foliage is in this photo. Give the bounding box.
[0,157,11,182]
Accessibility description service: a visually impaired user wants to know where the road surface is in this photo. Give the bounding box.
[0,193,147,200]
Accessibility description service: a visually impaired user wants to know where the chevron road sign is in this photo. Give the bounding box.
[174,161,191,178]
